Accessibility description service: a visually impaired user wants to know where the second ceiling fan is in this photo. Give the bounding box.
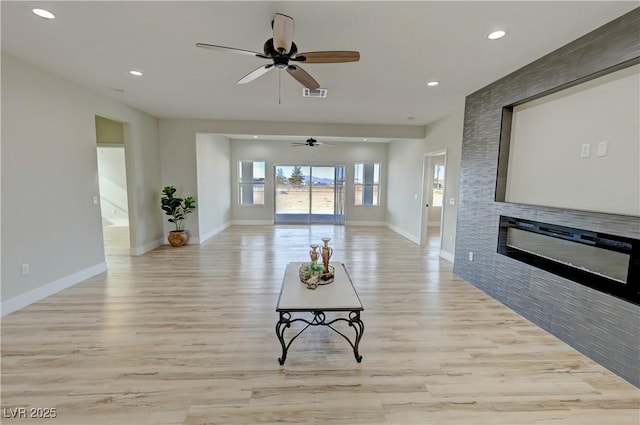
[196,13,360,89]
[292,137,333,147]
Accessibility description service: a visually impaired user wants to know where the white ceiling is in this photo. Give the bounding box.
[2,1,637,128]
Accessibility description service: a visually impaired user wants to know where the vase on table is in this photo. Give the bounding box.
[321,237,333,274]
[309,244,319,262]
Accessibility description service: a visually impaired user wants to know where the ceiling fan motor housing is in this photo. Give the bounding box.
[264,39,298,68]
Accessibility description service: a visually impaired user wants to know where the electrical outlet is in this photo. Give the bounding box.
[21,264,30,275]
[468,252,474,262]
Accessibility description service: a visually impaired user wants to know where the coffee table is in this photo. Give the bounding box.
[275,262,364,365]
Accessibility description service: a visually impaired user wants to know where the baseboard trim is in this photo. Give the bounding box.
[386,223,420,245]
[130,238,163,256]
[440,249,455,263]
[345,220,386,226]
[231,220,273,225]
[1,262,108,316]
[199,222,232,244]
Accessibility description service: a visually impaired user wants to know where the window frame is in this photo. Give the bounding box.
[238,160,266,206]
[353,162,381,207]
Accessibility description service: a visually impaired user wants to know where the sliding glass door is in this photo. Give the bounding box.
[275,165,345,224]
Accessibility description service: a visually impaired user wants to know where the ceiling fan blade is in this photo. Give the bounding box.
[196,43,268,58]
[293,51,360,63]
[286,65,320,89]
[238,64,274,84]
[273,13,293,53]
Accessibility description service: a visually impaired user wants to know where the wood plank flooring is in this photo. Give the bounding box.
[2,225,638,424]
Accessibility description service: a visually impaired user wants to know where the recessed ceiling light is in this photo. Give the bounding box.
[32,8,55,19]
[488,30,506,40]
[253,136,259,139]
[427,81,439,87]
[363,138,368,141]
[129,70,143,76]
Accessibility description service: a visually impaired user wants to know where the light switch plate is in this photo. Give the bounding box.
[580,143,591,158]
[596,141,608,157]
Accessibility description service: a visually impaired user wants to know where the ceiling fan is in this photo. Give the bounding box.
[292,138,334,148]
[196,13,360,89]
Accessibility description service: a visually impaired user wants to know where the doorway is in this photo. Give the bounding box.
[274,165,346,224]
[95,116,130,256]
[420,151,446,247]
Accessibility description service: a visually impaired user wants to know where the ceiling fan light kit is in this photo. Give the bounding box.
[196,13,360,90]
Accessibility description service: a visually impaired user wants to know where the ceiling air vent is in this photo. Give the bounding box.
[302,88,328,98]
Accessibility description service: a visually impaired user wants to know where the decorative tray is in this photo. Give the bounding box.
[299,265,334,289]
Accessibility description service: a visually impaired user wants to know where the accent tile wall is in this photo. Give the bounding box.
[454,9,640,387]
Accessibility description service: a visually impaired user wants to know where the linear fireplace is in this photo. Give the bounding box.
[498,216,639,305]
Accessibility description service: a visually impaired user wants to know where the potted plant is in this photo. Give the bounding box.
[161,186,196,247]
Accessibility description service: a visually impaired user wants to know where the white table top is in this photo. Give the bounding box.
[276,262,363,311]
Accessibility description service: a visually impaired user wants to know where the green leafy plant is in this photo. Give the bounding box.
[304,260,324,276]
[161,186,196,231]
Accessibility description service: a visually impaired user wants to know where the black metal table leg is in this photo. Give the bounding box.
[348,311,365,362]
[276,310,365,364]
[275,312,292,365]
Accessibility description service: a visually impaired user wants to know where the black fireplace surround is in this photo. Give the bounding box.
[498,216,640,305]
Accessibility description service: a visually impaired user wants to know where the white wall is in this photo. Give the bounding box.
[1,53,161,313]
[425,106,464,257]
[506,64,640,216]
[230,139,388,224]
[386,106,464,256]
[196,134,232,242]
[387,139,427,243]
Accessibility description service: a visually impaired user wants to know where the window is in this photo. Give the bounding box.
[354,163,380,206]
[432,164,445,207]
[238,160,265,205]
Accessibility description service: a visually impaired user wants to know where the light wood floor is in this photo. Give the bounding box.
[2,225,638,425]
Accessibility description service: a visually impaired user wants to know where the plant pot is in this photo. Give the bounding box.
[168,230,188,247]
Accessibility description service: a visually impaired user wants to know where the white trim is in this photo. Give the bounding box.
[231,220,273,226]
[1,262,108,316]
[386,223,420,245]
[345,220,386,226]
[198,222,232,244]
[130,238,163,256]
[440,250,455,263]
